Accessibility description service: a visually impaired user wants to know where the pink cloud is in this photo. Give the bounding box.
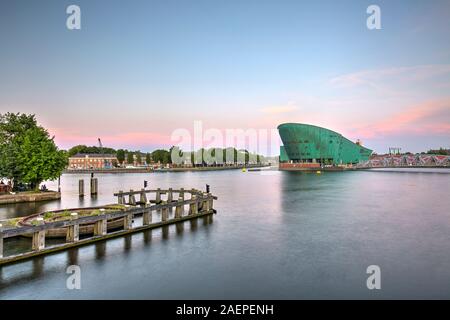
[330,64,450,88]
[49,129,173,150]
[348,99,450,139]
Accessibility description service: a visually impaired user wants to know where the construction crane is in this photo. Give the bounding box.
[98,138,103,154]
[98,138,109,168]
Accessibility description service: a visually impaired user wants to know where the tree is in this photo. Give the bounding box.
[151,149,171,164]
[116,149,125,165]
[127,152,134,165]
[145,153,151,165]
[0,112,67,190]
[67,144,116,156]
[136,152,142,165]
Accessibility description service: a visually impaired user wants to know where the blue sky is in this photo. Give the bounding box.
[0,0,449,154]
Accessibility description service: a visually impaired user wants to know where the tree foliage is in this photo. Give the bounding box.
[0,113,67,190]
[116,149,125,164]
[126,152,134,164]
[67,144,116,157]
[151,149,171,164]
[136,152,142,164]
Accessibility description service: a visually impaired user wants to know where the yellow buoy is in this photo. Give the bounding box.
[242,168,247,172]
[316,170,321,174]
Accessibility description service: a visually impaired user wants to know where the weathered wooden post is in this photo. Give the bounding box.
[156,188,161,204]
[90,178,98,195]
[129,189,136,206]
[175,199,183,219]
[66,212,80,243]
[208,195,214,212]
[167,188,173,203]
[161,201,169,222]
[79,179,84,197]
[117,190,125,205]
[93,217,107,236]
[202,193,210,212]
[140,188,148,205]
[124,213,133,230]
[143,208,152,225]
[179,188,185,201]
[189,194,198,215]
[32,217,46,251]
[0,224,3,259]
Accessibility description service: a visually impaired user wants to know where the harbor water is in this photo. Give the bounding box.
[1,169,450,299]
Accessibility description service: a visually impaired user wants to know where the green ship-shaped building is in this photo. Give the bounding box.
[278,123,372,168]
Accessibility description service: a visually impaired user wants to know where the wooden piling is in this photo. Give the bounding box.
[90,178,98,195]
[175,200,183,219]
[124,213,133,230]
[93,219,107,236]
[179,188,185,201]
[79,179,84,197]
[118,191,124,205]
[0,233,3,259]
[66,212,79,242]
[143,209,152,225]
[161,202,169,222]
[168,188,173,203]
[129,189,136,206]
[189,195,198,215]
[156,188,161,204]
[140,188,148,204]
[202,194,210,212]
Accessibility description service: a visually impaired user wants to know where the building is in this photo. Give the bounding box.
[278,123,372,169]
[68,154,117,170]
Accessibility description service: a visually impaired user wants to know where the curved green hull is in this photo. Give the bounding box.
[278,123,372,165]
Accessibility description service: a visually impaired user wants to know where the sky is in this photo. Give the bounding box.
[0,0,449,155]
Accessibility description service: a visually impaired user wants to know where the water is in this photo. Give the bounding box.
[1,169,450,299]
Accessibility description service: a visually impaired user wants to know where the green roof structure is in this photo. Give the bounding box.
[278,123,372,165]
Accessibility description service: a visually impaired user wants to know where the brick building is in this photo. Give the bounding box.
[68,154,117,170]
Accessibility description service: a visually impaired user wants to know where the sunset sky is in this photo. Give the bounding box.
[1,0,449,155]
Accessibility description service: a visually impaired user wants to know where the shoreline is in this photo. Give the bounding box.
[63,164,270,174]
[0,191,61,205]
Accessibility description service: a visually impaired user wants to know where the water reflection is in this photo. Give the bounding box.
[95,242,106,259]
[67,248,79,265]
[2,169,449,299]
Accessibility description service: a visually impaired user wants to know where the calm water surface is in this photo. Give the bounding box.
[1,169,449,299]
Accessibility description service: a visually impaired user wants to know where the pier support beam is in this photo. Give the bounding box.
[202,194,210,212]
[32,218,45,251]
[209,197,214,211]
[124,213,133,230]
[90,178,98,195]
[32,230,46,251]
[66,212,80,242]
[189,196,198,215]
[167,188,173,203]
[143,210,152,226]
[179,188,185,201]
[156,188,161,204]
[161,202,169,222]
[175,200,183,219]
[140,189,148,204]
[0,233,3,259]
[79,179,84,197]
[117,191,125,205]
[94,219,107,236]
[129,190,136,206]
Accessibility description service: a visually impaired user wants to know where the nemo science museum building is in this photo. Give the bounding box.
[278,123,373,170]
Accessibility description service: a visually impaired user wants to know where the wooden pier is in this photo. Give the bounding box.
[0,188,217,266]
